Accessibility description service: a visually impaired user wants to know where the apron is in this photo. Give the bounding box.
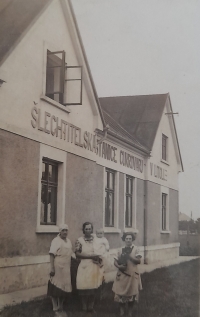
[76,237,103,290]
[112,246,142,296]
[51,238,72,292]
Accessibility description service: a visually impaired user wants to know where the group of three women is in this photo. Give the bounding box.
[47,222,142,316]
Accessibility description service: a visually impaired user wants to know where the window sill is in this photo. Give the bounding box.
[160,230,171,234]
[36,225,59,233]
[40,95,71,113]
[160,159,169,166]
[103,227,121,234]
[123,228,139,233]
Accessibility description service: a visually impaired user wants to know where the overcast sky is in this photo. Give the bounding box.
[71,0,200,220]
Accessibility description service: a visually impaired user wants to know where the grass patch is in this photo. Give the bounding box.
[1,259,199,317]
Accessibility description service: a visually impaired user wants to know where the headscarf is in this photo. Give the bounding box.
[59,223,69,232]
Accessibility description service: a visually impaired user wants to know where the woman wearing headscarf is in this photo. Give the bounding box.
[112,232,142,317]
[75,222,103,312]
[47,224,73,313]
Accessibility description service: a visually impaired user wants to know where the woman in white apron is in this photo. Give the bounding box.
[47,224,73,313]
[75,222,103,312]
[112,232,142,317]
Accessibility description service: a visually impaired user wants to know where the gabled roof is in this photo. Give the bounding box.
[99,94,168,151]
[0,0,51,65]
[102,110,149,153]
[0,0,105,126]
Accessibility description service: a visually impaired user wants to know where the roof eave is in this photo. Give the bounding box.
[96,128,151,156]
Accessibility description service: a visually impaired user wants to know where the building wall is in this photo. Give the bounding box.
[64,153,104,247]
[135,178,145,246]
[146,181,179,246]
[0,0,103,162]
[169,188,179,242]
[0,130,107,257]
[0,129,55,258]
[147,99,181,191]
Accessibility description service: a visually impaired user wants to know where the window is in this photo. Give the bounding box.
[46,50,82,106]
[162,134,168,161]
[36,144,67,233]
[125,175,133,228]
[41,158,58,225]
[105,168,115,227]
[162,193,167,230]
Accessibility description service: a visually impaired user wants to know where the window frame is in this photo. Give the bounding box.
[44,49,83,107]
[40,158,59,226]
[125,175,133,228]
[160,186,170,233]
[161,193,167,231]
[36,144,67,233]
[105,168,115,227]
[162,134,168,162]
[123,175,138,233]
[103,168,120,233]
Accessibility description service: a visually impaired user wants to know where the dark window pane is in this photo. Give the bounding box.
[40,159,58,225]
[46,51,65,104]
[162,134,167,160]
[105,169,115,227]
[105,192,114,227]
[41,184,47,223]
[125,176,133,228]
[49,164,57,183]
[47,186,57,224]
[42,162,47,181]
[162,193,167,230]
[109,172,114,189]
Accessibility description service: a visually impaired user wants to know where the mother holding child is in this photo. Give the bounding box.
[75,222,109,312]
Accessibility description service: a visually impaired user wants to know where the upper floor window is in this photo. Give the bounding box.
[125,175,133,228]
[161,193,167,230]
[162,134,168,161]
[105,168,115,227]
[46,50,82,106]
[41,158,58,225]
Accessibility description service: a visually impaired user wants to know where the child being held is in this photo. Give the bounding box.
[93,229,109,267]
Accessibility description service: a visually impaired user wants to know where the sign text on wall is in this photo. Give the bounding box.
[31,107,144,173]
[150,162,167,181]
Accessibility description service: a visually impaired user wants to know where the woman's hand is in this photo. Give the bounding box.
[129,255,141,264]
[114,259,127,271]
[118,264,127,271]
[50,268,55,277]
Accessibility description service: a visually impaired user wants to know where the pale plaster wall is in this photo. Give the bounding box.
[135,178,145,246]
[0,0,103,158]
[147,99,181,190]
[146,181,179,246]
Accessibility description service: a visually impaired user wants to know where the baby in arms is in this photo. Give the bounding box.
[93,229,109,267]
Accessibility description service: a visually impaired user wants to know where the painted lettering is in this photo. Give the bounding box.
[44,112,51,134]
[31,107,38,128]
[51,116,56,136]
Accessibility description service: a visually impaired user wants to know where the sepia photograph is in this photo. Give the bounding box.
[0,0,199,316]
